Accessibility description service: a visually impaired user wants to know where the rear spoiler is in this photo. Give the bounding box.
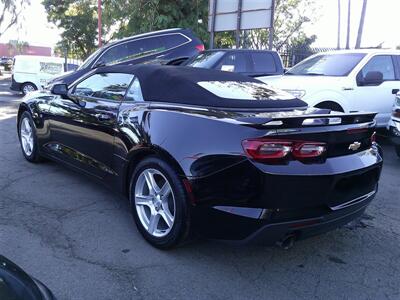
[237,111,377,129]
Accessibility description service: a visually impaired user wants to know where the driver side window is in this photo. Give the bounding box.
[73,73,134,101]
[359,55,395,81]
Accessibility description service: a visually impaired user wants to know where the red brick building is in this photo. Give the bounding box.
[0,43,51,57]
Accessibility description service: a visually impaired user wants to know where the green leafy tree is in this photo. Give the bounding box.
[237,0,318,50]
[102,0,208,45]
[43,0,98,59]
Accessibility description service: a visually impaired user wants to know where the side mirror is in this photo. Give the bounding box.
[362,71,383,86]
[51,84,69,98]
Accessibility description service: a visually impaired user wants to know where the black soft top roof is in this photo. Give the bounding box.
[95,65,307,109]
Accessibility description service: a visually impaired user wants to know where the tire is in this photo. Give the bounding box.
[396,146,400,158]
[18,111,42,163]
[21,82,37,95]
[129,156,191,249]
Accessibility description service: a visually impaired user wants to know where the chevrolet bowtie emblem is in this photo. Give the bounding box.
[348,141,361,151]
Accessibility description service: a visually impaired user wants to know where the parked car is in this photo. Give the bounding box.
[258,49,400,128]
[0,255,55,300]
[10,55,66,95]
[184,49,284,77]
[0,56,12,66]
[1,56,13,71]
[388,91,400,157]
[17,65,382,249]
[48,28,204,87]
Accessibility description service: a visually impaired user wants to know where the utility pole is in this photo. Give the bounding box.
[345,0,351,49]
[209,0,217,49]
[355,0,367,49]
[268,0,275,50]
[98,0,102,48]
[337,0,341,49]
[235,0,243,48]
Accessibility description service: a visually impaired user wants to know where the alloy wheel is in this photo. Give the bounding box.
[22,84,35,95]
[20,117,34,156]
[134,168,176,238]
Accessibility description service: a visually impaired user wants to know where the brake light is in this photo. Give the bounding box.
[293,142,326,158]
[392,109,400,118]
[195,44,205,52]
[242,140,292,160]
[242,139,326,162]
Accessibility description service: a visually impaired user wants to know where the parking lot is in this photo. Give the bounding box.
[0,75,399,300]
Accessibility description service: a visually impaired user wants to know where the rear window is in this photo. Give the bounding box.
[197,81,295,100]
[251,52,277,73]
[98,34,190,66]
[186,51,225,68]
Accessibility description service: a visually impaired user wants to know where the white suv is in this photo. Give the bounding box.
[258,49,400,128]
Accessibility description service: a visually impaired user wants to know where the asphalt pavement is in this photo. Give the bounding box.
[0,75,399,300]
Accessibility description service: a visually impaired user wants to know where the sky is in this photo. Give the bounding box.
[0,0,61,48]
[305,0,400,49]
[0,0,399,50]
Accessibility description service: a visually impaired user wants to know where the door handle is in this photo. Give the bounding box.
[392,89,399,94]
[96,113,111,121]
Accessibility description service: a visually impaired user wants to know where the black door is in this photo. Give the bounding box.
[47,72,134,179]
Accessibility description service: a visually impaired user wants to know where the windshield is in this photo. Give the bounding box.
[185,51,225,68]
[287,53,366,76]
[78,47,103,70]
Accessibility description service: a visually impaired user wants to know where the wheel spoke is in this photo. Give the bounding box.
[24,119,31,133]
[135,194,153,207]
[159,182,171,199]
[147,213,160,234]
[159,209,174,228]
[144,171,159,195]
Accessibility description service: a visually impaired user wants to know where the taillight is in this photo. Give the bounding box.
[293,142,326,158]
[195,44,205,52]
[242,139,326,162]
[242,140,292,160]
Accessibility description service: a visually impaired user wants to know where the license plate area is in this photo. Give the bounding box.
[328,167,379,208]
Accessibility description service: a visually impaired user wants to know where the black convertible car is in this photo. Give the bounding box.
[17,65,382,249]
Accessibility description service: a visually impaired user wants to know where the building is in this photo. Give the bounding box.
[0,43,51,57]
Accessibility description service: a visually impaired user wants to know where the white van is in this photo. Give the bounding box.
[10,55,65,95]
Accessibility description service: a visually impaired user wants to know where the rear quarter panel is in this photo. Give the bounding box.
[113,104,262,180]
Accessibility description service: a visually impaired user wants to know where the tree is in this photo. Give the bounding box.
[7,39,29,54]
[0,0,29,37]
[102,0,209,46]
[234,0,318,50]
[43,0,98,59]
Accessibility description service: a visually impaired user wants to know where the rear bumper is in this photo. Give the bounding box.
[193,189,376,245]
[190,147,382,244]
[242,191,374,245]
